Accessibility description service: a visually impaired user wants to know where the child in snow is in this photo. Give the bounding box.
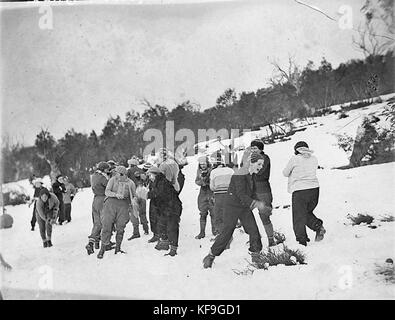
[35,188,59,248]
[282,141,326,246]
[147,166,182,257]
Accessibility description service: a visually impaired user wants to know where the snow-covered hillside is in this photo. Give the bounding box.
[1,97,394,300]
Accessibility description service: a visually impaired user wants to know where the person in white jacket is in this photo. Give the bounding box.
[209,160,234,236]
[283,141,326,246]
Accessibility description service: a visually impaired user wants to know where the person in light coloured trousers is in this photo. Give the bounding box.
[97,165,136,259]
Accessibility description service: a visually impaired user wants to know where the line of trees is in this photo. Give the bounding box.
[2,0,394,186]
[2,49,393,187]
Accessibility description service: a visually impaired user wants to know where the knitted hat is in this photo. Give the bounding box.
[250,152,264,163]
[127,158,139,166]
[34,178,43,186]
[147,166,162,174]
[39,188,50,198]
[294,141,313,155]
[97,161,110,172]
[250,139,264,151]
[115,166,127,176]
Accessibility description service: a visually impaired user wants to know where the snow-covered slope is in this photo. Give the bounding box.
[1,97,394,300]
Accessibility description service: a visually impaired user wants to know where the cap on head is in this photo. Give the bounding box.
[127,158,139,166]
[198,156,209,164]
[97,161,110,172]
[34,178,43,186]
[147,166,162,174]
[250,139,264,151]
[115,166,127,176]
[39,188,50,198]
[250,152,264,163]
[143,162,153,171]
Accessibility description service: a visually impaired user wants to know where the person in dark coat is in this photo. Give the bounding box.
[202,153,267,268]
[144,163,161,243]
[147,166,182,256]
[29,179,45,231]
[52,175,66,225]
[35,188,59,248]
[63,176,77,223]
[127,158,149,239]
[195,156,215,239]
[241,139,277,246]
[85,161,110,255]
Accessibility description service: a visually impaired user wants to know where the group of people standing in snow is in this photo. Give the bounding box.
[27,138,326,268]
[29,175,77,248]
[85,148,185,259]
[202,139,326,268]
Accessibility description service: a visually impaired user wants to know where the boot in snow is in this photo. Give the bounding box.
[250,251,265,264]
[43,241,48,248]
[85,242,94,255]
[143,224,149,235]
[94,241,100,250]
[114,244,126,254]
[47,240,53,247]
[268,237,278,247]
[165,245,177,257]
[315,226,326,242]
[97,244,106,259]
[148,234,160,243]
[203,253,215,268]
[155,239,170,251]
[105,243,115,251]
[195,219,206,239]
[128,225,140,240]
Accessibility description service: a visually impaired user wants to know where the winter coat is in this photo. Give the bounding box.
[63,182,77,204]
[36,192,60,221]
[241,148,272,194]
[33,186,45,198]
[91,171,108,196]
[226,167,257,209]
[52,181,66,200]
[147,173,182,216]
[283,153,319,193]
[159,159,180,192]
[105,175,136,201]
[195,166,212,192]
[209,166,234,194]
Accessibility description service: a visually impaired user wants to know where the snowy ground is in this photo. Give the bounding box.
[1,97,394,300]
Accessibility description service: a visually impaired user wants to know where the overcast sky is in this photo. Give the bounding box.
[1,0,366,146]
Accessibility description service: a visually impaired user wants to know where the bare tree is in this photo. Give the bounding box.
[353,0,395,57]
